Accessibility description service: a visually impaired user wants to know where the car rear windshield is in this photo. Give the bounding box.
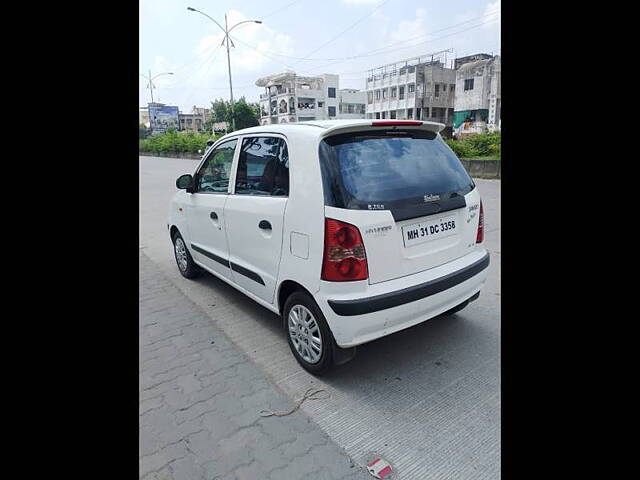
[319,130,475,213]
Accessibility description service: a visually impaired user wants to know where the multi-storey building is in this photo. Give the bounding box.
[256,72,366,124]
[338,89,367,119]
[365,54,457,136]
[178,105,211,132]
[453,54,501,136]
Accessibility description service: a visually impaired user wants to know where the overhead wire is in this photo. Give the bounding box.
[303,17,500,75]
[228,16,499,79]
[258,0,307,22]
[292,0,393,66]
[238,9,500,62]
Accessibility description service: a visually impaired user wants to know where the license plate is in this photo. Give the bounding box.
[402,214,458,247]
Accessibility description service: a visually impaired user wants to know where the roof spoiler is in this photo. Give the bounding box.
[320,120,445,139]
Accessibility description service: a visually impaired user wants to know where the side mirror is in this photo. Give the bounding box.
[176,174,194,192]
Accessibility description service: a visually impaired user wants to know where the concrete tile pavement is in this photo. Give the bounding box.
[139,250,370,480]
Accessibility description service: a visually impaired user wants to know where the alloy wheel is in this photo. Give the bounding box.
[288,304,323,364]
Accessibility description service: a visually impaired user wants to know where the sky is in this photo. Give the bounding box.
[139,0,500,112]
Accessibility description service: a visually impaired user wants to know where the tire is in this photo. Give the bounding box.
[283,291,335,375]
[172,231,200,279]
[442,299,470,316]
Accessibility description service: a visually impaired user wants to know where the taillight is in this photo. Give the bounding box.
[476,201,484,243]
[321,218,368,282]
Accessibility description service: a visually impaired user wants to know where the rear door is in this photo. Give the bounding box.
[223,135,289,304]
[185,138,238,279]
[319,128,480,284]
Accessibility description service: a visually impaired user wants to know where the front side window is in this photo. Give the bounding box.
[194,139,237,193]
[235,137,289,196]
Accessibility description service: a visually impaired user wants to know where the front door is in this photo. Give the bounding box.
[224,135,289,304]
[186,138,238,279]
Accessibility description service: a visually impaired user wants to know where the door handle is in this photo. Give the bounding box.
[258,220,272,230]
[210,212,218,220]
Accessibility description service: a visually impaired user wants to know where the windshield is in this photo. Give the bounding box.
[319,130,474,213]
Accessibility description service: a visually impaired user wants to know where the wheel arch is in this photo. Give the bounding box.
[277,280,313,321]
[169,225,181,241]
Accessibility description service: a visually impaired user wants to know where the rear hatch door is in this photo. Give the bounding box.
[319,126,481,285]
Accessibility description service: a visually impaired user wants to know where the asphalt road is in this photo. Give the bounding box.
[139,155,501,479]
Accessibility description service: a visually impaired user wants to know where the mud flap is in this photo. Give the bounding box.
[332,343,357,366]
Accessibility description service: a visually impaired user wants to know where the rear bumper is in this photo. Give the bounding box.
[315,249,490,347]
[327,254,489,316]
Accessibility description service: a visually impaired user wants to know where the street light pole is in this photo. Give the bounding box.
[140,70,174,105]
[224,13,235,131]
[187,7,262,132]
[149,69,153,103]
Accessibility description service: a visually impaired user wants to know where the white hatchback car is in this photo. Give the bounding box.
[168,119,489,374]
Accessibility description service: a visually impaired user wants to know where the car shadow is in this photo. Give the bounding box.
[189,267,498,403]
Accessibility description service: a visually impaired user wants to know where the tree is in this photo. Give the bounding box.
[204,97,260,133]
[139,123,151,139]
[232,97,260,131]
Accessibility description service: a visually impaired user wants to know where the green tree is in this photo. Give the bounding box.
[203,97,260,133]
[139,123,150,139]
[232,97,260,131]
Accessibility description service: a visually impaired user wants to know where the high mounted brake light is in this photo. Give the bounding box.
[321,218,368,282]
[371,121,423,126]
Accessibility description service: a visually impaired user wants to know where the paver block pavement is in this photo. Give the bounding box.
[140,251,369,480]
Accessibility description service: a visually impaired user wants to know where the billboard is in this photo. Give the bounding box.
[149,105,179,134]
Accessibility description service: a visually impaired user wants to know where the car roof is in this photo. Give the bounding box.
[217,119,445,143]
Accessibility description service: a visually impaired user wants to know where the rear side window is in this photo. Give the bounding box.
[319,130,474,218]
[235,137,289,196]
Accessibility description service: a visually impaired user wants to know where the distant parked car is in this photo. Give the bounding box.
[168,119,489,374]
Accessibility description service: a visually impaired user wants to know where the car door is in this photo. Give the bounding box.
[185,138,238,280]
[224,135,289,304]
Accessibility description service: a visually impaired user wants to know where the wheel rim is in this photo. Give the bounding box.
[174,238,188,273]
[288,304,322,364]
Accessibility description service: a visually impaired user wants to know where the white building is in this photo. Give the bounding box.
[256,72,366,124]
[453,54,501,136]
[338,89,367,119]
[139,107,150,127]
[365,54,457,135]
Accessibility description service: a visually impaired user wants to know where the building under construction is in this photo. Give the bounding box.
[453,54,501,136]
[365,51,456,136]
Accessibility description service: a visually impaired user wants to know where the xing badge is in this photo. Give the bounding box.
[423,194,440,203]
[364,224,392,237]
